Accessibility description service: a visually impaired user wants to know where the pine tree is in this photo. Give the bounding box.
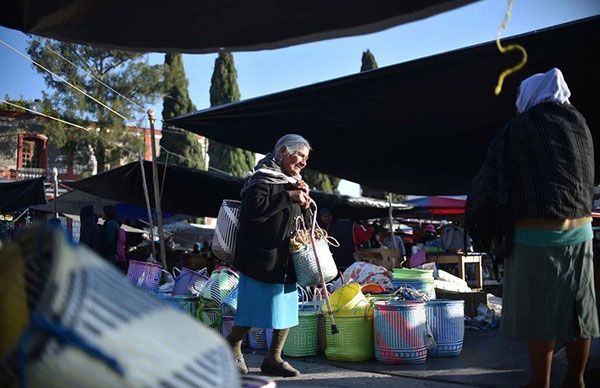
[27,39,162,172]
[208,52,255,176]
[160,53,206,170]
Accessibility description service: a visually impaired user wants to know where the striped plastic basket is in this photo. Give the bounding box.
[221,286,238,316]
[197,307,222,331]
[426,300,465,357]
[220,315,247,347]
[248,328,273,350]
[126,260,163,292]
[283,303,318,357]
[172,296,200,317]
[325,311,374,362]
[212,200,241,263]
[201,268,239,305]
[291,240,338,287]
[374,300,427,364]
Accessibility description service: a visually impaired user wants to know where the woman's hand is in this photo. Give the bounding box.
[289,190,311,209]
[296,180,310,194]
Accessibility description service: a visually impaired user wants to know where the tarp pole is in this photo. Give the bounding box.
[139,156,157,262]
[52,167,59,218]
[388,194,397,249]
[148,109,168,269]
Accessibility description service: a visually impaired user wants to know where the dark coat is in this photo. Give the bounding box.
[234,181,307,284]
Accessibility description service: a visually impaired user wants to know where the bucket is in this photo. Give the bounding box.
[374,300,427,364]
[292,239,338,287]
[323,283,369,317]
[172,267,209,296]
[212,200,241,263]
[126,260,163,292]
[426,300,465,357]
[283,304,318,357]
[325,312,373,362]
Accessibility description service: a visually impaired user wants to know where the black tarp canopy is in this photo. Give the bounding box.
[0,178,47,213]
[170,16,600,195]
[1,0,477,53]
[67,161,409,219]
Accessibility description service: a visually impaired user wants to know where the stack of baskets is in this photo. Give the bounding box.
[392,268,436,300]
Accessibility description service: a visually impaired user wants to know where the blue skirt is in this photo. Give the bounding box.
[234,274,298,329]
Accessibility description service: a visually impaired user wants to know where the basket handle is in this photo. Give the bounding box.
[172,267,181,278]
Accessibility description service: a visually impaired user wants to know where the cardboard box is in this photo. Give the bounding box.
[435,289,489,318]
[354,248,400,270]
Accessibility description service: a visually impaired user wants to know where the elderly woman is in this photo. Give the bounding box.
[467,68,598,388]
[227,134,311,377]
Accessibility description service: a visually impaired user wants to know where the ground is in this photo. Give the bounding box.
[242,329,600,387]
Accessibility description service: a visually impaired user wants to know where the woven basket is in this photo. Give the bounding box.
[126,260,163,292]
[292,240,338,287]
[221,286,238,316]
[283,304,318,357]
[201,268,239,305]
[220,316,248,347]
[212,200,241,262]
[325,312,374,362]
[172,296,200,317]
[197,307,222,331]
[172,267,209,296]
[248,328,273,350]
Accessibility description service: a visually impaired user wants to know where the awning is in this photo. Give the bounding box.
[1,0,477,53]
[169,16,600,195]
[67,161,411,219]
[0,177,47,213]
[31,189,117,216]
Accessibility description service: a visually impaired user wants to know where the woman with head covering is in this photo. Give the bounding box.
[467,68,598,388]
[79,205,101,252]
[226,134,311,377]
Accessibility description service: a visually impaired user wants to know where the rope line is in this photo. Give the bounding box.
[42,41,146,110]
[494,0,528,95]
[0,38,128,120]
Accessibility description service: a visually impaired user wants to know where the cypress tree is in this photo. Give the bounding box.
[160,53,206,170]
[208,52,255,176]
[359,49,388,199]
[360,49,379,72]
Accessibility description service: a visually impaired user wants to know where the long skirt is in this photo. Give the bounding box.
[502,238,599,340]
[234,274,298,329]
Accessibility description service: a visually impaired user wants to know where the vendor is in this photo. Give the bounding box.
[419,224,438,244]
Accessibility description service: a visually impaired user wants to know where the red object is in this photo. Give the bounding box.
[353,223,374,247]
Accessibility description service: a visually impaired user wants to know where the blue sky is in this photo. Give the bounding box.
[1,0,599,196]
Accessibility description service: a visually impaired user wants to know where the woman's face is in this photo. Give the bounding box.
[280,145,309,177]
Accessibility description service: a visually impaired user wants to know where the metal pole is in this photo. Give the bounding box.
[388,193,398,249]
[52,167,59,218]
[139,156,157,262]
[147,109,167,269]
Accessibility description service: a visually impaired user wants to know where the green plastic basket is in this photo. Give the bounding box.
[283,306,318,357]
[325,312,374,362]
[392,268,434,280]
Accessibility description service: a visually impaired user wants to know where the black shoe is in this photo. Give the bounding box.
[260,360,300,377]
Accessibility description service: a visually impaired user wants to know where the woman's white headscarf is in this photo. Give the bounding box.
[516,68,571,114]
